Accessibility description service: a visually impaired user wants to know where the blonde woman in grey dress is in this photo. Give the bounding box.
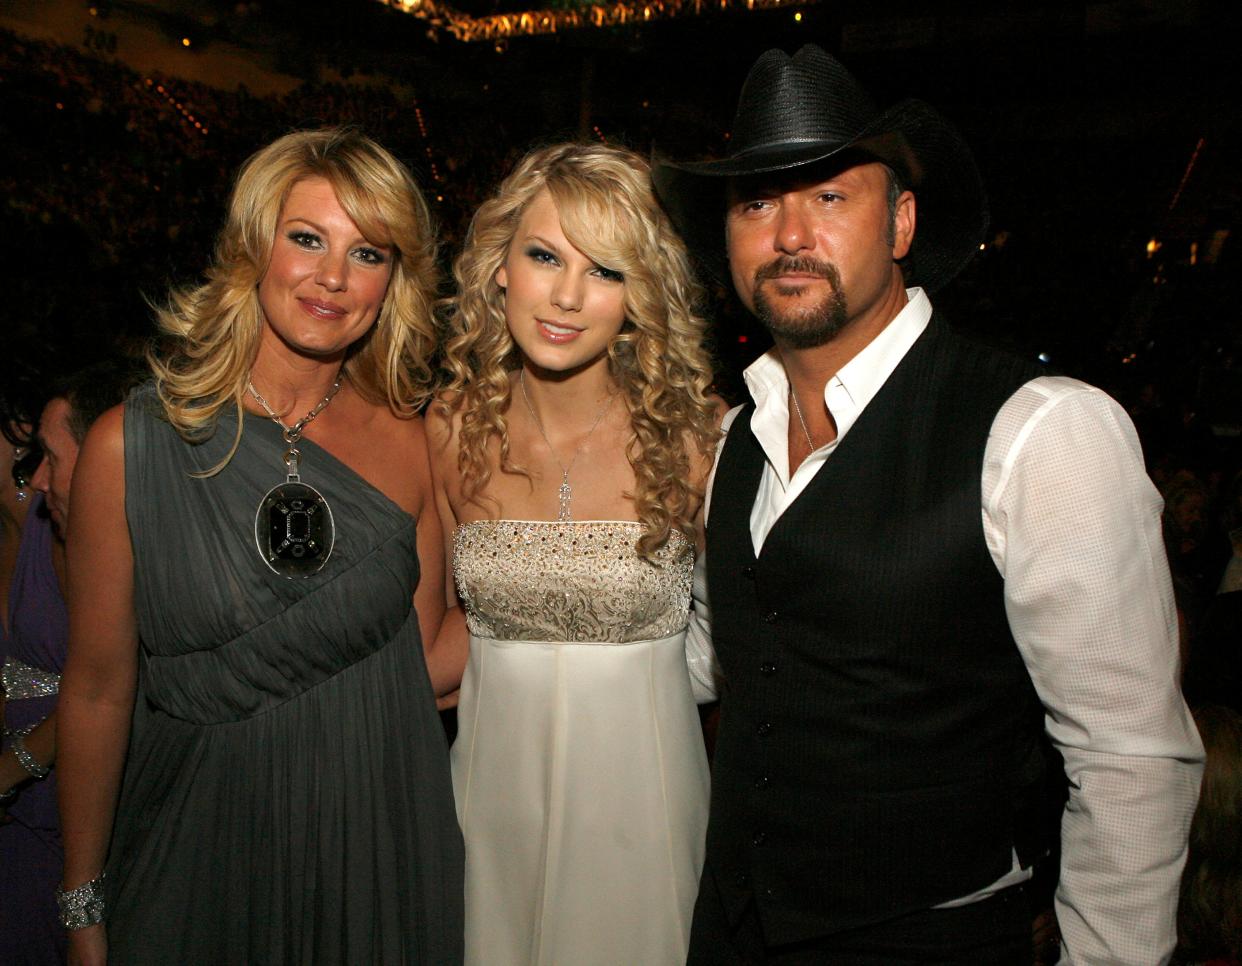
[56,129,462,965]
[429,142,723,965]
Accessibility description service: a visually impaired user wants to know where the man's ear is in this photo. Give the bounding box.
[892,190,916,261]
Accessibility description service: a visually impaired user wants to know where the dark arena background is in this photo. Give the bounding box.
[2,0,1239,611]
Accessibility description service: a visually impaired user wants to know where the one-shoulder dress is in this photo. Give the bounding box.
[101,386,463,964]
[451,520,710,966]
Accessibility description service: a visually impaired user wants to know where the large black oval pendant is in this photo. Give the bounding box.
[254,481,335,578]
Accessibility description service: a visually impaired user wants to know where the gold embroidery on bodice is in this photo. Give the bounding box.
[453,521,692,643]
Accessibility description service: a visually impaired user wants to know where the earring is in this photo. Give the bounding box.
[12,447,29,503]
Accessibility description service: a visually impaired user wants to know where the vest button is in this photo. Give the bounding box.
[754,774,770,790]
[752,830,767,847]
[756,721,772,737]
[734,871,749,888]
[742,565,756,580]
[759,662,777,676]
[763,611,778,624]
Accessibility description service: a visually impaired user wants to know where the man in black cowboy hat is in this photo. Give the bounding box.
[656,45,1202,963]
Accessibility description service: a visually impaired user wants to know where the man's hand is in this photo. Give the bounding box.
[1032,908,1061,965]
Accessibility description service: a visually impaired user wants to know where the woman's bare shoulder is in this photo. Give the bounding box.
[80,404,127,461]
[359,409,435,476]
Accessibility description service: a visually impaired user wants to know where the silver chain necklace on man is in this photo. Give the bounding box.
[788,383,818,454]
[519,369,614,522]
[247,373,343,578]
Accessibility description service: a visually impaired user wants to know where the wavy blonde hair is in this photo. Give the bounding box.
[440,142,719,560]
[149,127,439,466]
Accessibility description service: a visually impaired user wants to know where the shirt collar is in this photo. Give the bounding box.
[827,286,932,435]
[741,287,933,478]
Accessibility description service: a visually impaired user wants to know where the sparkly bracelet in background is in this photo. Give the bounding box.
[11,734,50,780]
[57,873,107,930]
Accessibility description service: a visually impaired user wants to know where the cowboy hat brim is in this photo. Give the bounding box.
[653,99,988,294]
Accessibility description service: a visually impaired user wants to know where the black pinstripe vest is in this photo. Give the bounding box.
[704,316,1048,942]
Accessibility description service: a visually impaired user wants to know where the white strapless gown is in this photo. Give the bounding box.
[451,521,710,966]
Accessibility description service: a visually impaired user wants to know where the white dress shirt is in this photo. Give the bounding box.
[697,287,1204,964]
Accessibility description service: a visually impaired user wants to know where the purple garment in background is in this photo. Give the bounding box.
[0,494,69,964]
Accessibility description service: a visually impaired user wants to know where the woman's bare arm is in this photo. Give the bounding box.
[422,403,468,703]
[58,405,139,963]
[407,416,447,652]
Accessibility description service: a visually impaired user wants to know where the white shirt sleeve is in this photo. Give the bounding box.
[982,376,1205,965]
[685,552,721,703]
[685,405,744,705]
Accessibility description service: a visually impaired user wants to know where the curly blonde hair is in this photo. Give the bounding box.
[439,142,719,560]
[149,127,439,467]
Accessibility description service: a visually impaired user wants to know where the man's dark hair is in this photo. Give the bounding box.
[51,359,143,443]
[882,162,906,224]
[879,162,908,247]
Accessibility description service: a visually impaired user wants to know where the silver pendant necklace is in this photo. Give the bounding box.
[247,373,343,578]
[519,369,614,522]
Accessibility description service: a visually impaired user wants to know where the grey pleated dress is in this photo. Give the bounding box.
[102,385,463,964]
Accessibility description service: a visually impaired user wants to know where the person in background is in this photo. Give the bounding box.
[56,128,463,965]
[1215,470,1242,595]
[1176,704,1242,965]
[0,370,52,964]
[1,360,135,964]
[0,375,40,645]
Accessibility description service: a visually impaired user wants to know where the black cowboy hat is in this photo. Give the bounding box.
[653,44,987,293]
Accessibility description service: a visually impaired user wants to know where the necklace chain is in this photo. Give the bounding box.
[519,369,614,522]
[789,383,818,454]
[247,374,343,446]
[247,372,343,577]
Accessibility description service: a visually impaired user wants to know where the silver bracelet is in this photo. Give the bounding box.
[57,873,107,930]
[10,734,50,780]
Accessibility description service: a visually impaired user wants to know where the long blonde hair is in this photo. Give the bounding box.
[149,128,439,465]
[439,142,719,560]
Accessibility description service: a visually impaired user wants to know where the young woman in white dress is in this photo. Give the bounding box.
[428,142,723,966]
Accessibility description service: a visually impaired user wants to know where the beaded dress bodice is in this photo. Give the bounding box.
[453,521,692,643]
